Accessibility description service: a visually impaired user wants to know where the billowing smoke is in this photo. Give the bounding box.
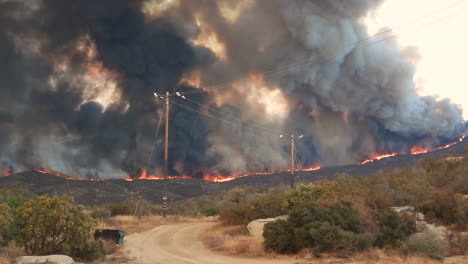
[0,0,465,178]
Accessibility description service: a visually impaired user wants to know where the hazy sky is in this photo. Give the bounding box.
[368,0,468,120]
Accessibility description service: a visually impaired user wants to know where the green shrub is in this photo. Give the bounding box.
[0,188,35,208]
[263,220,302,254]
[375,210,416,247]
[264,201,369,255]
[307,222,374,255]
[401,230,448,260]
[288,201,361,233]
[282,184,323,211]
[16,195,101,261]
[66,240,105,262]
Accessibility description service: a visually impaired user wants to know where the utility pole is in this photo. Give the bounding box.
[155,91,184,217]
[163,92,169,218]
[290,134,295,189]
[281,134,303,189]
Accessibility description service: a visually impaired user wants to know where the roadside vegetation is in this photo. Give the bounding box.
[0,157,467,263]
[208,157,468,261]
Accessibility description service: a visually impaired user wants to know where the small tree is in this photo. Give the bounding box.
[16,195,101,259]
[375,210,416,247]
[401,230,449,260]
[282,184,323,211]
[0,203,13,245]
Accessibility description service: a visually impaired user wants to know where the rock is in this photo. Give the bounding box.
[247,215,288,236]
[390,206,415,214]
[414,212,425,221]
[14,256,46,264]
[14,255,74,264]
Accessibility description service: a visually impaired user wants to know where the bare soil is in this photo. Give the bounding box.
[122,221,468,264]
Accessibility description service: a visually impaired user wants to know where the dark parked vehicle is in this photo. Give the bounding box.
[94,229,125,245]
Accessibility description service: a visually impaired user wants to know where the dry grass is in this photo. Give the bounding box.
[202,224,275,257]
[99,215,215,235]
[0,243,24,264]
[202,224,463,263]
[349,248,442,264]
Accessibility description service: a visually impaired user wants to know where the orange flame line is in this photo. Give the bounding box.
[5,136,465,182]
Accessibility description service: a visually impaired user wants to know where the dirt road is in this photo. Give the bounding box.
[124,221,468,264]
[124,221,301,264]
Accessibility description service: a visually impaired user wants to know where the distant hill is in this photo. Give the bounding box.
[1,137,467,206]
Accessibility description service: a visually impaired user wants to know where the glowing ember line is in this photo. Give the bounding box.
[359,153,399,165]
[5,136,466,182]
[361,135,466,164]
[34,169,103,181]
[126,165,322,182]
[410,135,466,155]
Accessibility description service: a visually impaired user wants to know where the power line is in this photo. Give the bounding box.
[177,1,468,95]
[181,96,293,135]
[364,8,468,47]
[169,99,286,137]
[145,102,166,167]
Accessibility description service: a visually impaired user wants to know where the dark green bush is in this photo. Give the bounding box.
[375,210,416,247]
[264,201,369,255]
[263,220,302,254]
[401,230,448,260]
[307,222,374,255]
[67,240,105,262]
[288,201,361,233]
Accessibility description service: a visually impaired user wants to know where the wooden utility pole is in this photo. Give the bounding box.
[290,135,295,189]
[163,92,169,218]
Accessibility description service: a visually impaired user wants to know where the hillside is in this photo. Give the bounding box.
[1,137,467,206]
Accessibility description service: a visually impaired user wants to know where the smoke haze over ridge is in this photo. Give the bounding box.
[0,0,465,178]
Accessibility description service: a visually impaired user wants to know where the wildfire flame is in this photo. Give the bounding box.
[359,153,399,165]
[4,136,465,182]
[33,169,103,181]
[410,135,466,155]
[124,165,322,182]
[360,135,466,164]
[410,146,430,155]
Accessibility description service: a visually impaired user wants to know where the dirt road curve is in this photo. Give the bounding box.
[124,221,468,264]
[125,221,301,264]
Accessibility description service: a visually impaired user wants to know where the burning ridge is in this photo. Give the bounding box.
[0,0,466,179]
[3,136,465,182]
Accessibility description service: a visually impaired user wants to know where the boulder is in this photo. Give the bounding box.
[247,215,288,236]
[14,255,74,264]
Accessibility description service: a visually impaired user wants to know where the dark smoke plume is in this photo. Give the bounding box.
[0,0,465,178]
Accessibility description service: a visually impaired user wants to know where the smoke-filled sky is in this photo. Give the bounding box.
[0,0,466,179]
[369,0,468,120]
